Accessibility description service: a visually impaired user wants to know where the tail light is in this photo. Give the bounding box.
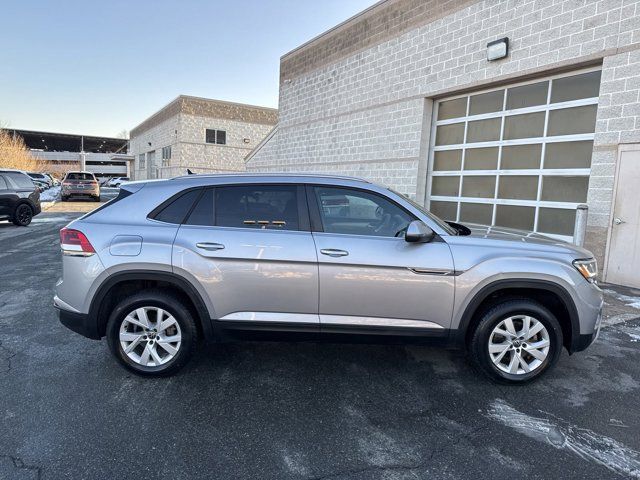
[60,228,95,256]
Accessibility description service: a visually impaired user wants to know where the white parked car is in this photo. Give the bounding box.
[105,177,129,187]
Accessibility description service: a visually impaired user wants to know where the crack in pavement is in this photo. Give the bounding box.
[0,340,18,374]
[0,454,42,480]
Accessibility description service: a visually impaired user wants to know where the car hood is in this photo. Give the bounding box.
[453,223,594,258]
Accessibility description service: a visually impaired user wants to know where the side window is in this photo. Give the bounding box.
[215,185,299,230]
[0,176,7,190]
[314,187,414,238]
[152,189,201,224]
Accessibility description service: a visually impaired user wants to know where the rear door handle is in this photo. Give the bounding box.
[196,242,225,251]
[320,248,349,257]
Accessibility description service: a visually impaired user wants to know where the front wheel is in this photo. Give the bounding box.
[106,291,198,376]
[469,298,563,384]
[12,204,33,226]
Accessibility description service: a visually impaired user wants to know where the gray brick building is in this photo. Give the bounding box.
[247,0,640,288]
[130,95,277,180]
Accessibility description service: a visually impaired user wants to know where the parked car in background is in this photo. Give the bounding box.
[0,169,41,226]
[61,171,100,202]
[44,173,59,187]
[27,172,52,188]
[105,177,130,187]
[55,174,603,383]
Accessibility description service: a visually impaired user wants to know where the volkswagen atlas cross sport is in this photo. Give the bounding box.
[54,174,603,383]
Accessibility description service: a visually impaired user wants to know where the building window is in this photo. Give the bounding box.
[428,68,601,242]
[205,129,227,145]
[138,153,146,169]
[161,146,172,166]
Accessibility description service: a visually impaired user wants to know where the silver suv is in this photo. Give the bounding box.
[54,174,603,383]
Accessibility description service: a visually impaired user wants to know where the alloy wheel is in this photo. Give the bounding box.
[119,307,182,367]
[488,315,550,375]
[17,205,32,225]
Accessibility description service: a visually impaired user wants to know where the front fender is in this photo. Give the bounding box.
[451,256,584,350]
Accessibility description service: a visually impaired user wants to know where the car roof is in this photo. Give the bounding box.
[65,171,95,175]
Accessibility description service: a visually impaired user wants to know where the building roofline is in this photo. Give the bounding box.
[130,95,278,138]
[5,128,126,142]
[279,0,478,81]
[281,0,389,60]
[129,96,181,136]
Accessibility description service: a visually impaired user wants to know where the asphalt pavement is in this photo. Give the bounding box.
[0,211,639,479]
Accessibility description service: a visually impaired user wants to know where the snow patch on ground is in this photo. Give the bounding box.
[486,399,640,478]
[39,186,60,202]
[604,289,640,309]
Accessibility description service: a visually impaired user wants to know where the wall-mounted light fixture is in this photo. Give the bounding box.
[147,142,152,146]
[487,37,509,61]
[243,138,250,144]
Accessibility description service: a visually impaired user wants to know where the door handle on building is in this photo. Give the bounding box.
[196,242,225,251]
[320,248,349,257]
[613,217,626,225]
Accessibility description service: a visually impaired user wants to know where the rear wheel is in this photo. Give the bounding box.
[94,195,101,202]
[469,298,563,384]
[12,204,33,226]
[106,291,198,376]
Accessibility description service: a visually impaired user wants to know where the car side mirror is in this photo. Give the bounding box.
[404,220,435,243]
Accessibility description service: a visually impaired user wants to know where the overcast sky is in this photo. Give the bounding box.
[0,0,376,137]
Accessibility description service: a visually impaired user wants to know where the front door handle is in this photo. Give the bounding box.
[196,242,225,251]
[320,248,349,257]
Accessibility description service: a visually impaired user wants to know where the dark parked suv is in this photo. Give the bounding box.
[0,169,41,226]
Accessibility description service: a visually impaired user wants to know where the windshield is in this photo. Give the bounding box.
[389,189,458,235]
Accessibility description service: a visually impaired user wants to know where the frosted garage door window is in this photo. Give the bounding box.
[429,68,600,240]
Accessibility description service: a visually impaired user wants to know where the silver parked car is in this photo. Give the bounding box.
[54,174,603,383]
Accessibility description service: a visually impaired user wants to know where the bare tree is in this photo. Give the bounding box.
[0,129,47,172]
[116,129,129,139]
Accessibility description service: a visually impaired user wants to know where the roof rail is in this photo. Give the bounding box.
[171,172,371,183]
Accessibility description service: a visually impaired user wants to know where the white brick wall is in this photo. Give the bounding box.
[248,0,640,263]
[129,116,179,180]
[130,113,275,179]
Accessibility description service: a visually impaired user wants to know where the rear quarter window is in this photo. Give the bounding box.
[4,172,35,189]
[150,189,202,224]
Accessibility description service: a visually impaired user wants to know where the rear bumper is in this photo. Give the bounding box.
[57,308,101,340]
[63,190,99,196]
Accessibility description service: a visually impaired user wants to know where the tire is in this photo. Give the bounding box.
[12,204,33,226]
[61,195,68,202]
[106,290,198,376]
[94,195,101,202]
[469,298,563,384]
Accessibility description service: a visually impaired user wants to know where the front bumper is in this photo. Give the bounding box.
[573,301,603,352]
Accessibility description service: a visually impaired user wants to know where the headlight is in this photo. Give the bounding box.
[573,258,598,283]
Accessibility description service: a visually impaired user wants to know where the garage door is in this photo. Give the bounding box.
[427,68,601,241]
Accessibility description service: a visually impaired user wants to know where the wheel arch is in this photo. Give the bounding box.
[89,270,213,341]
[13,199,36,215]
[455,279,580,353]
